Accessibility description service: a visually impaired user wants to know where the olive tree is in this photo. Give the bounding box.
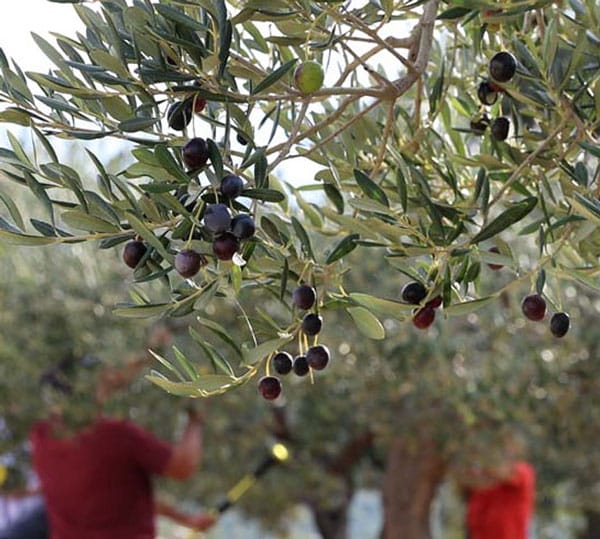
[0,1,599,538]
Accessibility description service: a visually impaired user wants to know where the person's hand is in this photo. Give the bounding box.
[186,511,217,530]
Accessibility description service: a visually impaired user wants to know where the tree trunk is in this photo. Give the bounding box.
[380,436,446,539]
[307,431,374,539]
[312,502,351,539]
[579,510,600,539]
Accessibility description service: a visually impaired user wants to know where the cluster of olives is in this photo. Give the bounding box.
[123,167,255,278]
[521,294,570,338]
[121,92,259,276]
[166,95,207,131]
[486,250,571,338]
[401,281,443,330]
[472,51,517,142]
[401,250,571,338]
[258,284,331,400]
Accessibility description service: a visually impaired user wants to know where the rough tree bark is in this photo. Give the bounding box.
[579,510,600,539]
[309,479,353,539]
[380,435,446,539]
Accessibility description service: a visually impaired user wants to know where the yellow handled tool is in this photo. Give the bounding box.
[215,442,289,513]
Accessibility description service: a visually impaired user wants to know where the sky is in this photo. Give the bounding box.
[0,1,84,72]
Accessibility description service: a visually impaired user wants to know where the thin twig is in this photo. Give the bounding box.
[391,0,440,97]
[265,94,361,156]
[268,100,310,172]
[489,112,572,207]
[291,98,382,161]
[372,101,395,176]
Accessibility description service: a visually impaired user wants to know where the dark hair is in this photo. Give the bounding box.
[39,355,102,395]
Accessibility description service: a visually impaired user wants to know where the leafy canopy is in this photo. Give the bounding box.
[0,0,599,398]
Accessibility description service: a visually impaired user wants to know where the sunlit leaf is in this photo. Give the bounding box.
[346,307,385,340]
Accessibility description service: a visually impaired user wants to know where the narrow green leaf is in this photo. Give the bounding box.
[218,19,232,79]
[155,4,207,31]
[429,59,444,114]
[195,317,243,360]
[348,292,414,318]
[443,296,498,316]
[473,167,486,203]
[154,144,188,182]
[535,269,546,295]
[148,350,187,382]
[354,169,389,207]
[437,7,472,19]
[7,131,33,167]
[323,182,344,214]
[471,197,537,244]
[578,142,600,159]
[63,129,117,140]
[560,268,600,292]
[570,193,600,224]
[253,149,268,189]
[145,376,202,397]
[251,59,297,95]
[147,373,240,397]
[573,162,588,187]
[242,336,293,366]
[31,32,68,69]
[241,188,285,203]
[279,259,288,302]
[33,126,59,163]
[292,216,315,260]
[0,189,25,230]
[118,117,160,132]
[326,233,359,264]
[89,49,130,78]
[346,307,385,340]
[23,171,54,224]
[0,217,61,245]
[171,346,200,381]
[189,328,236,377]
[396,168,407,212]
[112,303,172,318]
[207,139,223,179]
[60,210,120,233]
[0,108,33,126]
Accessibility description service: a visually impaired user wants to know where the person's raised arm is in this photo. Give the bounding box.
[162,408,203,481]
[155,499,216,531]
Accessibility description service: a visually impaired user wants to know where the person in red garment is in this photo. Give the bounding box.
[464,435,535,539]
[30,350,215,539]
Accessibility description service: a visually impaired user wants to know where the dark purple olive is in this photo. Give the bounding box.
[306,345,330,371]
[175,249,206,278]
[182,137,210,170]
[292,355,309,377]
[122,240,147,269]
[293,284,316,310]
[272,351,293,375]
[230,214,256,240]
[550,312,570,337]
[521,294,546,321]
[220,174,244,200]
[258,376,282,400]
[489,51,517,83]
[301,313,323,336]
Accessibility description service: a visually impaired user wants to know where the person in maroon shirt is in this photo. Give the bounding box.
[30,353,215,539]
